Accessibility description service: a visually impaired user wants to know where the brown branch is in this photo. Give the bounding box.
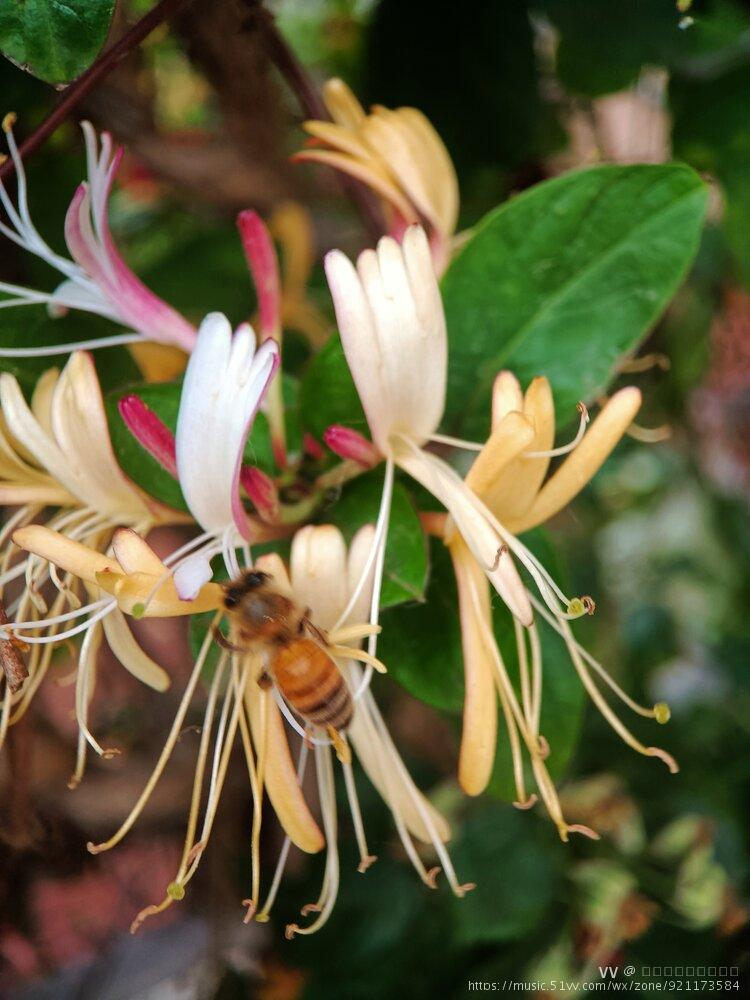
[0,0,199,183]
[246,1,385,241]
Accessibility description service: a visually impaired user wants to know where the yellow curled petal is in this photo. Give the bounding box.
[102,607,171,692]
[465,411,535,508]
[245,683,325,854]
[322,77,367,129]
[511,386,642,534]
[111,527,167,575]
[450,537,498,796]
[489,377,556,523]
[13,524,120,583]
[491,371,523,428]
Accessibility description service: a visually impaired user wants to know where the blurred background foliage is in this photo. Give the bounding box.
[1,0,749,997]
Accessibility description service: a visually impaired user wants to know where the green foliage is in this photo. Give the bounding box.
[299,333,366,440]
[441,164,708,436]
[449,803,563,944]
[0,0,115,84]
[324,470,429,608]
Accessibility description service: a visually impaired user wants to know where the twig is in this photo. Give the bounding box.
[247,1,385,241]
[0,0,198,183]
[0,599,27,694]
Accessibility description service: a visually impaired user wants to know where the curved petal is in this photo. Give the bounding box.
[290,525,348,631]
[13,524,119,583]
[51,352,151,520]
[510,387,642,534]
[325,227,446,452]
[175,314,279,538]
[102,608,171,692]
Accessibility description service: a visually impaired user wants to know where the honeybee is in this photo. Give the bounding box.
[218,570,353,759]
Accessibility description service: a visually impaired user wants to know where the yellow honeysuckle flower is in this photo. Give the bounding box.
[437,371,677,839]
[295,79,459,274]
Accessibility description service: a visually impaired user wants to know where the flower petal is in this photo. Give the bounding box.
[174,553,214,600]
[111,527,167,575]
[510,387,642,534]
[465,411,535,508]
[325,227,446,452]
[13,524,119,583]
[102,607,171,692]
[491,370,524,427]
[245,682,325,854]
[449,536,498,796]
[175,314,278,538]
[484,377,556,523]
[290,525,348,631]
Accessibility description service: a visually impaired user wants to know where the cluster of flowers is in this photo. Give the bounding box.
[0,83,675,937]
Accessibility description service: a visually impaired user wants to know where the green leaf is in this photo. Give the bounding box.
[441,163,708,436]
[325,470,428,609]
[0,0,115,85]
[377,539,465,713]
[449,802,562,944]
[298,333,366,441]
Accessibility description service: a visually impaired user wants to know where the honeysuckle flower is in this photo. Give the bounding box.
[0,117,196,357]
[295,79,458,274]
[72,524,466,938]
[434,373,678,838]
[118,311,279,600]
[324,226,678,840]
[0,351,186,779]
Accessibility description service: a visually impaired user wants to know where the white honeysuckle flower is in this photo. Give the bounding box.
[325,225,676,840]
[0,117,196,358]
[83,523,468,939]
[171,312,279,597]
[0,352,188,782]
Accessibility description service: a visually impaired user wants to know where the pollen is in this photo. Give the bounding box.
[131,602,146,619]
[653,702,671,725]
[2,112,17,133]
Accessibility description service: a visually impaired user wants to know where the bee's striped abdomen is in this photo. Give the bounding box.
[272,638,353,731]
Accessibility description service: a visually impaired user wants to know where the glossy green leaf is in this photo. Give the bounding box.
[298,333,366,441]
[441,164,708,436]
[449,803,562,944]
[0,0,115,85]
[325,470,428,609]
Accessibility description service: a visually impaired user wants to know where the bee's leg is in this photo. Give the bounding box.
[302,613,330,647]
[326,725,352,765]
[211,626,245,654]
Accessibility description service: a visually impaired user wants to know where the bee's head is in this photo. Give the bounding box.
[222,570,269,610]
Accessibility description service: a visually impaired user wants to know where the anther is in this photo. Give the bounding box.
[536,735,550,759]
[300,902,321,917]
[357,855,378,873]
[457,882,477,896]
[513,793,538,810]
[285,924,299,940]
[425,866,441,889]
[242,899,257,923]
[582,596,596,615]
[566,824,601,841]
[2,112,17,133]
